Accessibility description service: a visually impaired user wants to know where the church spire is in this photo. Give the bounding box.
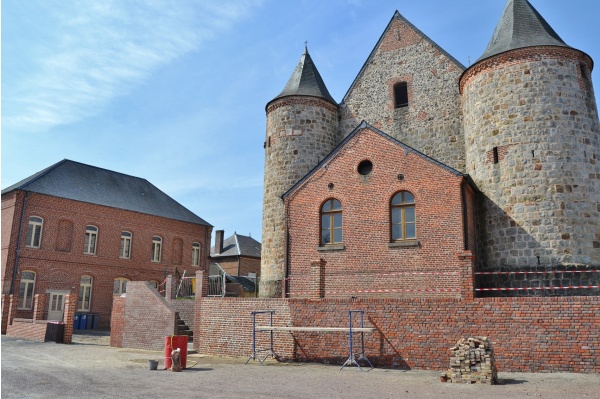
[268,46,336,107]
[476,0,571,63]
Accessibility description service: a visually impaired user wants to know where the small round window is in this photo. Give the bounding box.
[358,160,373,176]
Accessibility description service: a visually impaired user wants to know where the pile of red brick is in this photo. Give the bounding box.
[440,337,498,384]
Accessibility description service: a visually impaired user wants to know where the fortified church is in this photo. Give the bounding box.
[260,0,600,298]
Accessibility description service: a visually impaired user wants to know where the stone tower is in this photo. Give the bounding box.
[460,0,600,269]
[260,47,339,297]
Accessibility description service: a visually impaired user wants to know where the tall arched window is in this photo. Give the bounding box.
[192,242,201,267]
[120,231,132,259]
[84,225,98,255]
[391,191,416,241]
[18,271,36,309]
[26,216,43,248]
[151,236,162,262]
[78,275,93,311]
[321,199,342,245]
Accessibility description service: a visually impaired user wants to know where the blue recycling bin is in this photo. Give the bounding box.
[79,314,88,330]
[73,314,80,330]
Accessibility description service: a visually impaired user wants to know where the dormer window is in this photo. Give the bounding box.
[394,82,408,108]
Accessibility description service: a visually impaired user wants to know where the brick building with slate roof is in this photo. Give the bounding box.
[1,159,212,329]
[261,0,600,298]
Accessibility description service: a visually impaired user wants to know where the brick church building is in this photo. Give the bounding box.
[1,159,212,330]
[260,0,599,298]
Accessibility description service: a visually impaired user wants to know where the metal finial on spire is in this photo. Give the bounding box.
[304,40,308,53]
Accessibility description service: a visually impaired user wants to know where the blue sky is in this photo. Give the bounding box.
[3,0,599,244]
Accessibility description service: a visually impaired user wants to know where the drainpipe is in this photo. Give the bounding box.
[10,191,30,295]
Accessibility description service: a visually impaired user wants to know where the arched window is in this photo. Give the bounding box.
[151,236,162,262]
[78,275,93,311]
[120,231,132,259]
[113,278,130,296]
[84,225,98,255]
[18,271,36,310]
[391,191,416,241]
[321,199,342,245]
[26,216,43,248]
[192,242,201,267]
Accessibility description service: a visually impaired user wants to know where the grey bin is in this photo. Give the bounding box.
[86,314,99,329]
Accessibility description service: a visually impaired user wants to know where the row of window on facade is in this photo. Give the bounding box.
[320,191,416,245]
[26,217,202,266]
[17,271,155,311]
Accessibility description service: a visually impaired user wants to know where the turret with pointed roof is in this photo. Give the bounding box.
[261,47,339,297]
[267,46,336,108]
[461,0,599,268]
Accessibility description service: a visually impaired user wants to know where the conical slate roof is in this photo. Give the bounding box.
[268,47,336,107]
[476,0,571,63]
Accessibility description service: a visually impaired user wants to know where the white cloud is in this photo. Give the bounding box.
[3,0,264,132]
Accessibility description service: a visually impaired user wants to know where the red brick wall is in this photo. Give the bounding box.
[196,296,599,372]
[1,191,211,329]
[110,297,124,347]
[120,281,178,351]
[285,127,471,299]
[6,319,49,341]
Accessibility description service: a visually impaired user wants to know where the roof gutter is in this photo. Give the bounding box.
[10,191,30,295]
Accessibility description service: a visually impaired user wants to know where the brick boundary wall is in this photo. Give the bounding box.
[110,296,125,348]
[195,296,599,373]
[115,281,179,351]
[5,293,76,343]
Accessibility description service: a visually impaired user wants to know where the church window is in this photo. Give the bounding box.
[358,160,373,176]
[390,191,416,241]
[321,199,342,245]
[26,216,43,248]
[394,82,409,108]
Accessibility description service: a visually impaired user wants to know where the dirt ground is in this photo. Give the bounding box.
[2,332,599,399]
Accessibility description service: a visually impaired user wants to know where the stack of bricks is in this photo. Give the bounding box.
[440,337,497,384]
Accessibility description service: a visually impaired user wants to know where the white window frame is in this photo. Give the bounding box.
[18,271,36,310]
[151,236,162,262]
[78,275,93,311]
[26,216,43,248]
[192,242,201,267]
[120,231,132,259]
[113,278,129,296]
[84,225,98,255]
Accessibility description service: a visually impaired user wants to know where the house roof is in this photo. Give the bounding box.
[476,0,572,63]
[210,232,261,258]
[267,46,336,109]
[342,11,466,103]
[1,159,211,226]
[282,121,465,198]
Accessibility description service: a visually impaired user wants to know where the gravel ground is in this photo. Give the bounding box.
[2,332,599,399]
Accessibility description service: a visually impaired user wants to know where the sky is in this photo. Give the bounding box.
[3,0,600,245]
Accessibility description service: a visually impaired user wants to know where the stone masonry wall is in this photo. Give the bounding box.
[340,15,466,172]
[462,47,600,269]
[261,97,338,297]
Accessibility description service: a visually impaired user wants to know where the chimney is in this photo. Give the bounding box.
[214,230,224,255]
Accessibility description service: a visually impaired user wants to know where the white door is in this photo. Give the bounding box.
[48,292,65,321]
